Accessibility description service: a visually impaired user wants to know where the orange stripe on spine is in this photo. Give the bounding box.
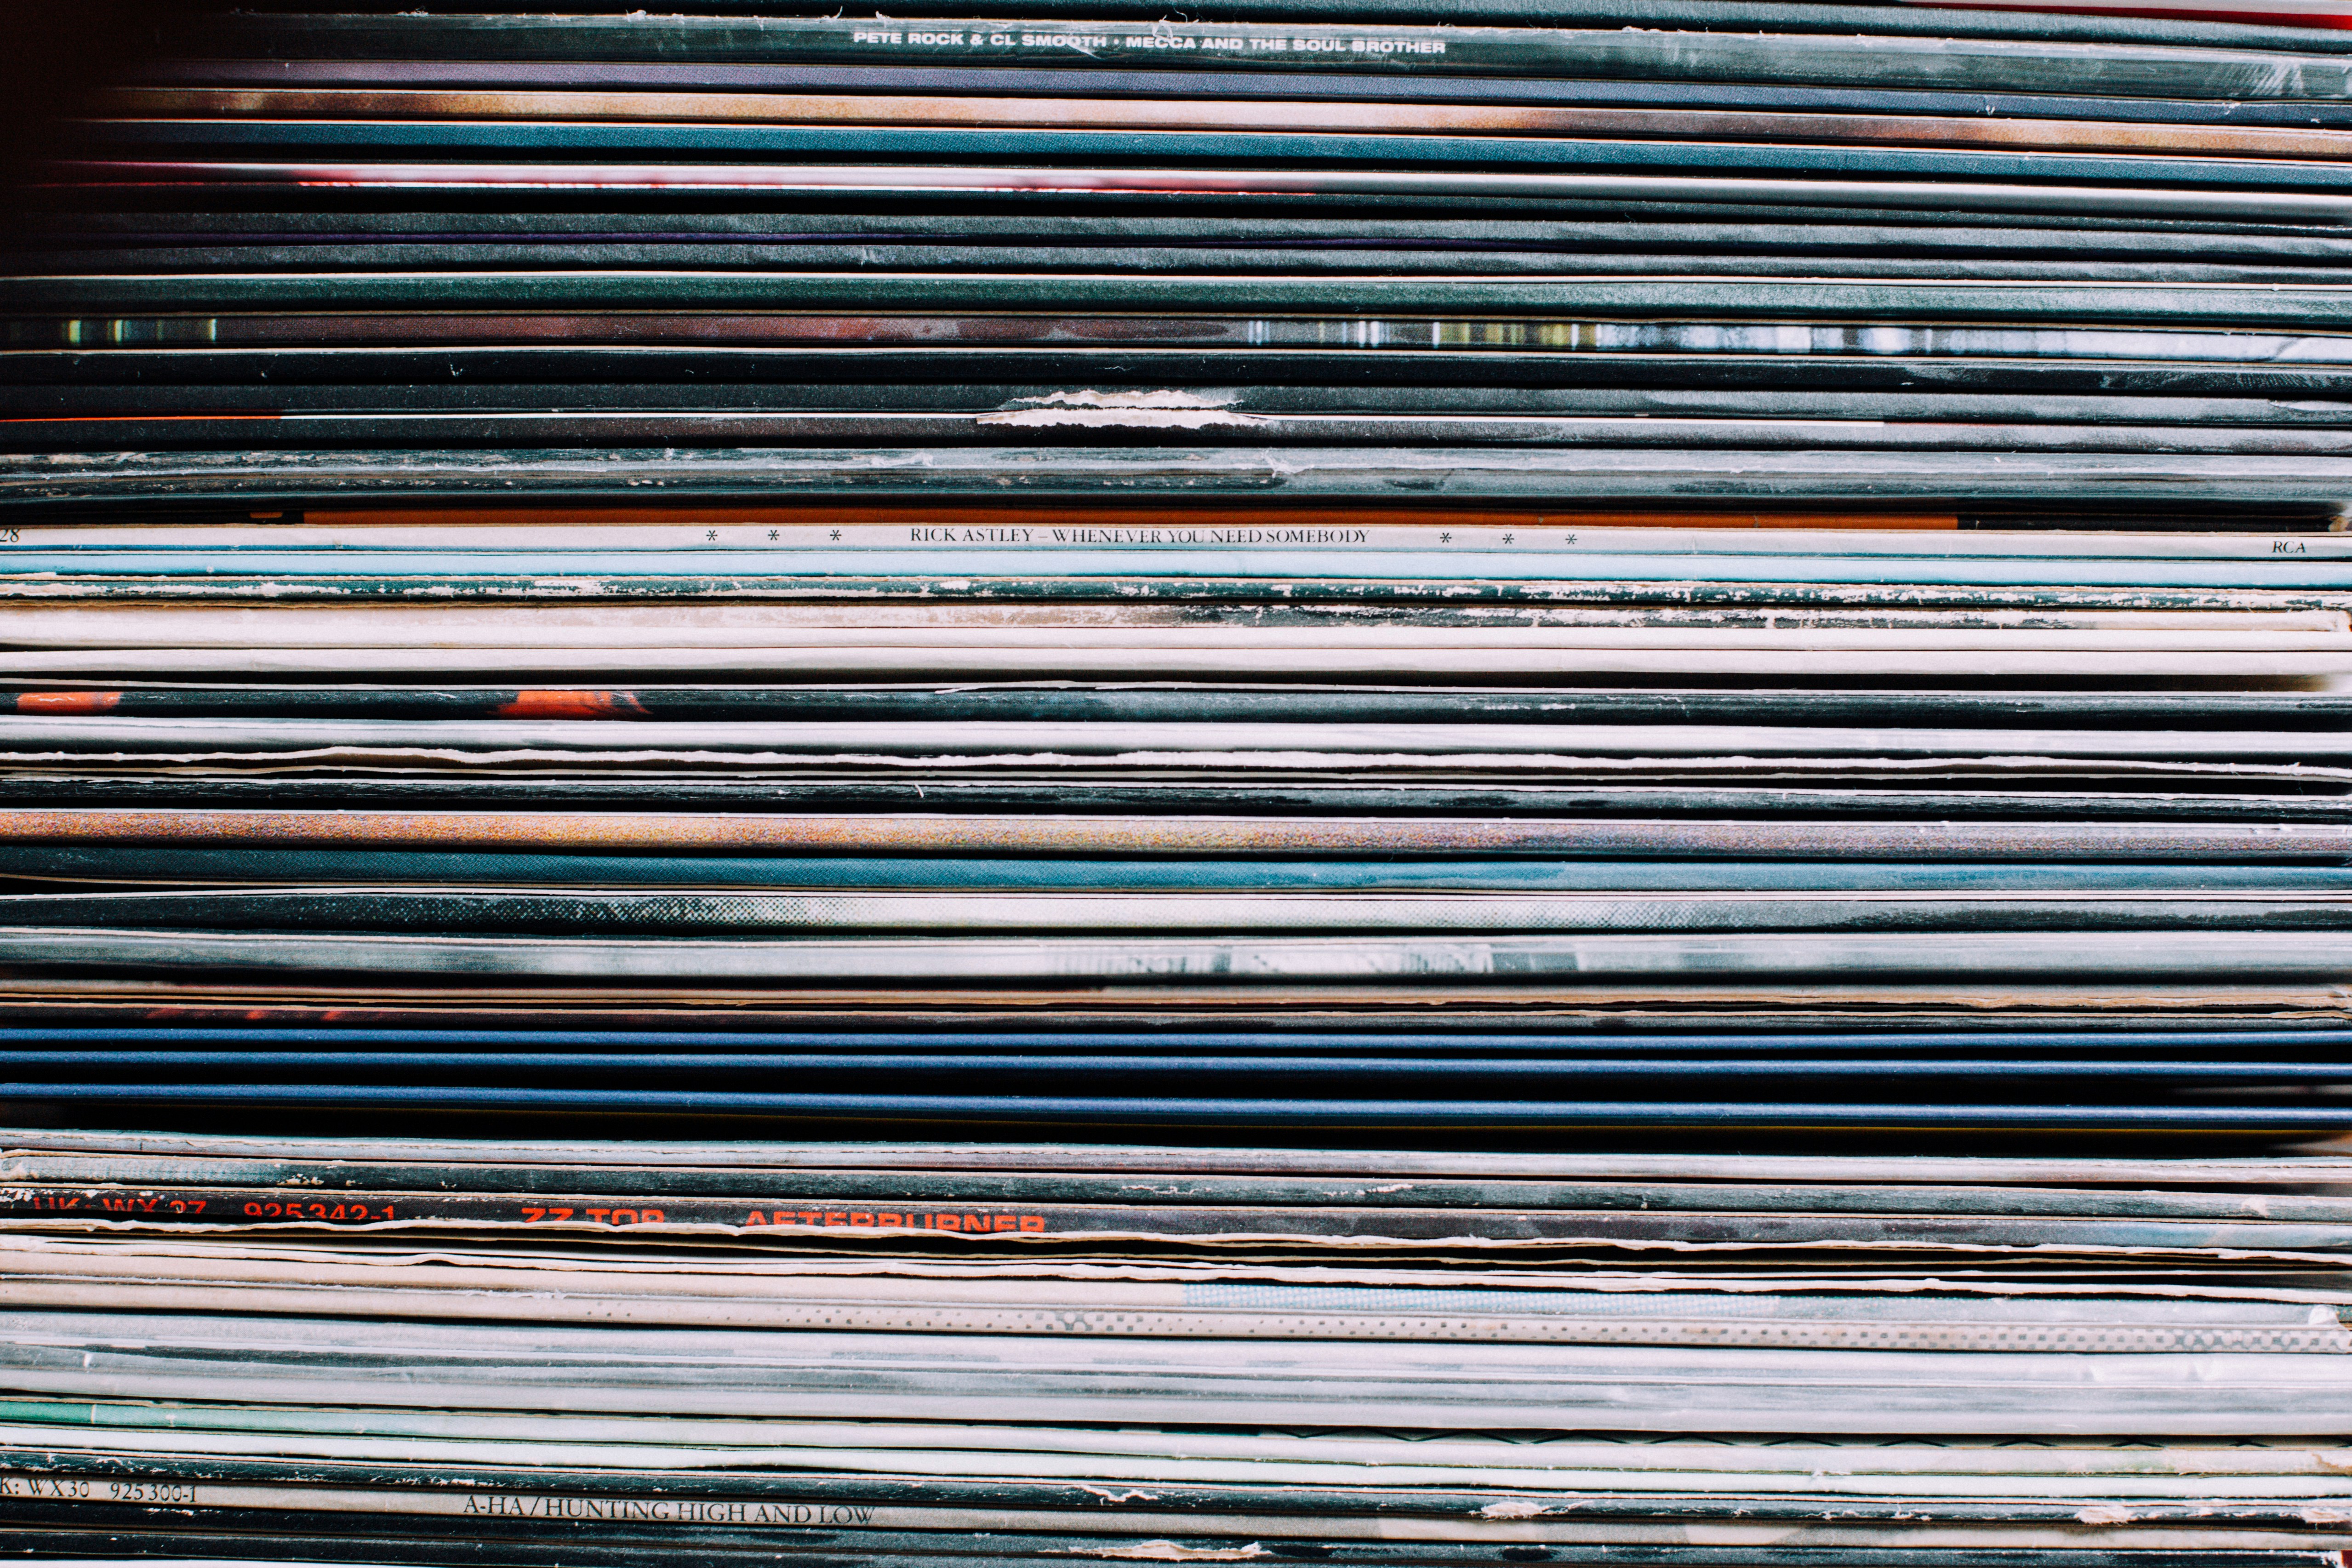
[15,691,122,713]
[495,690,650,719]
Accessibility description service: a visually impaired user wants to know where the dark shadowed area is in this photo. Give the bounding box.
[0,0,177,217]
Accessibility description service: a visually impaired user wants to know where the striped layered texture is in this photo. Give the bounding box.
[0,0,2347,1564]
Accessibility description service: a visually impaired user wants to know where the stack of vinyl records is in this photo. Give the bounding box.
[0,0,2349,1562]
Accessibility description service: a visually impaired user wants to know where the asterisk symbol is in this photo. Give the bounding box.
[768,529,779,541]
[830,529,842,541]
[1439,531,1452,543]
[706,529,719,542]
[1501,532,1514,543]
[1564,533,1577,544]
